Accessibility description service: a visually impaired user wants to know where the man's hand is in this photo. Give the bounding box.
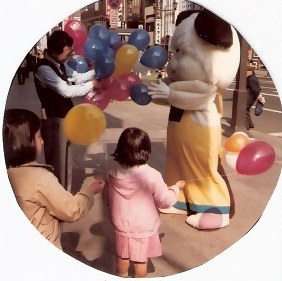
[147,79,170,100]
[92,79,101,89]
[258,94,265,104]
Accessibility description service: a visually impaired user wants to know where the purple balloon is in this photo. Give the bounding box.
[88,24,110,47]
[128,29,150,51]
[130,84,151,105]
[94,53,115,79]
[236,141,275,175]
[67,55,89,73]
[109,30,121,50]
[140,46,168,69]
[84,38,105,61]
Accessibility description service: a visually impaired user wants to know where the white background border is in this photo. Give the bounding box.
[0,1,281,280]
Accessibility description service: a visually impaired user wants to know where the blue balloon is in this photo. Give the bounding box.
[105,47,115,60]
[88,24,110,47]
[140,46,168,69]
[109,30,121,50]
[130,84,151,105]
[128,29,150,51]
[84,38,105,61]
[67,55,89,73]
[94,53,115,79]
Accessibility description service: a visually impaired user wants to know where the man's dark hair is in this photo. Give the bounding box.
[112,127,151,167]
[3,109,41,168]
[47,30,73,55]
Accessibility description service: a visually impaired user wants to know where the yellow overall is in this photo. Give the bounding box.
[166,82,230,215]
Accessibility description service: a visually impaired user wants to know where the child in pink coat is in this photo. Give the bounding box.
[105,127,185,277]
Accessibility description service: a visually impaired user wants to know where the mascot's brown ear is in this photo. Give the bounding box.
[194,9,233,48]
[175,10,199,26]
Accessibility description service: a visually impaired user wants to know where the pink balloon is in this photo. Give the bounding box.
[109,78,129,101]
[124,73,142,87]
[64,20,88,53]
[99,73,141,101]
[105,78,124,101]
[236,141,275,175]
[74,46,85,57]
[100,76,114,91]
[83,90,110,110]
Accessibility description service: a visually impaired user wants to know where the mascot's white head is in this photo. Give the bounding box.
[167,9,240,89]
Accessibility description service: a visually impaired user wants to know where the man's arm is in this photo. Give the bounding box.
[248,76,261,97]
[36,65,95,98]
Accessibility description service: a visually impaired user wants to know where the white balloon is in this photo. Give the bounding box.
[224,150,239,171]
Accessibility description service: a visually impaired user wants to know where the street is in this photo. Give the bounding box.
[4,72,282,278]
[222,72,282,135]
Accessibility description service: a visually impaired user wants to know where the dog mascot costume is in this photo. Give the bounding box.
[148,9,240,229]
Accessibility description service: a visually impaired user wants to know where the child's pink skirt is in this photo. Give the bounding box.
[115,232,162,263]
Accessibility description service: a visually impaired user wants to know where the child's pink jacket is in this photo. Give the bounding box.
[106,164,179,239]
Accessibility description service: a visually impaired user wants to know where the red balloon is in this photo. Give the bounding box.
[109,78,130,101]
[83,90,110,110]
[64,20,88,53]
[100,76,114,91]
[236,141,275,175]
[125,73,142,87]
[74,46,85,57]
[99,73,141,101]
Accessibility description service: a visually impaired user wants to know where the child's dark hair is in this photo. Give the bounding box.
[112,127,151,167]
[3,109,41,168]
[47,30,73,55]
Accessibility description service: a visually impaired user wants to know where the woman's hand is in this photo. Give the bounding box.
[89,179,105,194]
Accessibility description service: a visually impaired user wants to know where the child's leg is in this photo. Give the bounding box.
[133,262,147,278]
[116,257,130,277]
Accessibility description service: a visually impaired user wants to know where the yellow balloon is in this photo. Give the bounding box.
[63,104,106,145]
[114,44,139,77]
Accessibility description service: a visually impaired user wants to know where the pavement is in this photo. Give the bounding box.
[5,73,282,278]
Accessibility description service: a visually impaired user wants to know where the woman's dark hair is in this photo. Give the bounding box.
[3,109,41,168]
[112,127,151,167]
[47,30,73,55]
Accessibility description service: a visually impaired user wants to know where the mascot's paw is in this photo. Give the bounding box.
[159,206,187,215]
[185,213,229,229]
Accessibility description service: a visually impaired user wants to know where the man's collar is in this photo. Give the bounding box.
[45,54,61,68]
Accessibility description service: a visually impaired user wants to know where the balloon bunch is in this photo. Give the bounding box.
[64,20,169,110]
[224,132,275,175]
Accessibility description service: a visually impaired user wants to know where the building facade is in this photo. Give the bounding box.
[35,1,204,50]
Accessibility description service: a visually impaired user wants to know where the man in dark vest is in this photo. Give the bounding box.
[34,30,100,190]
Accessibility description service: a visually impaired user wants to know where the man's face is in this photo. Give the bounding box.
[54,45,74,64]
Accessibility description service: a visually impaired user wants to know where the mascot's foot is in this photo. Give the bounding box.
[159,206,187,215]
[185,213,229,230]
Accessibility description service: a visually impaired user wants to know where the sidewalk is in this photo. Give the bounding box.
[5,75,282,278]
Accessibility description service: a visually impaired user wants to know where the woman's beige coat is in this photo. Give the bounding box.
[7,161,94,249]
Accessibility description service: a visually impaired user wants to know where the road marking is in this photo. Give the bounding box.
[251,105,282,114]
[261,92,280,97]
[261,86,277,90]
[268,132,282,137]
[225,89,279,98]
